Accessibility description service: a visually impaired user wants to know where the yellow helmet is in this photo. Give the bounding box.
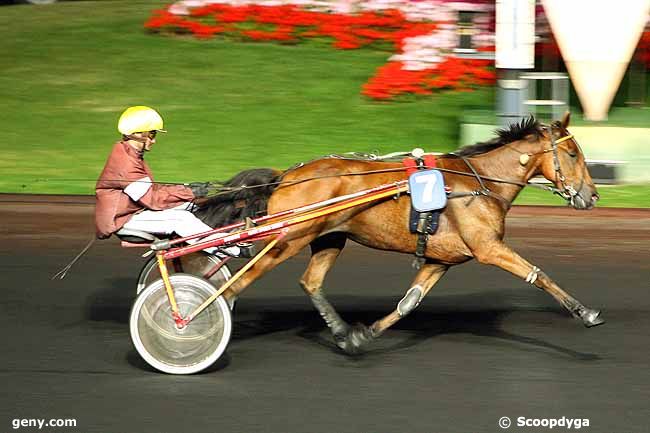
[117,106,166,135]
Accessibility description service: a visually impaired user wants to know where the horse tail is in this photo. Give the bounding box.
[192,168,283,228]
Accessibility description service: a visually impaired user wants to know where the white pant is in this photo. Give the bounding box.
[123,203,239,256]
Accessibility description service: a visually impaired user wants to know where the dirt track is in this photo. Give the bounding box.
[1,195,649,433]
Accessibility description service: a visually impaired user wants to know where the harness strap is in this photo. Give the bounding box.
[455,154,488,191]
[452,154,512,209]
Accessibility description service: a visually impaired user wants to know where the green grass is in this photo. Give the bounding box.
[1,0,649,207]
[0,0,486,194]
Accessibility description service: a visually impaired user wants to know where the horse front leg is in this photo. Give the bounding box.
[336,263,449,354]
[472,240,604,327]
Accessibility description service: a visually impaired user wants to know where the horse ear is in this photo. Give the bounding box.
[561,111,571,128]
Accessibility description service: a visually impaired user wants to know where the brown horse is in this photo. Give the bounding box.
[195,112,604,354]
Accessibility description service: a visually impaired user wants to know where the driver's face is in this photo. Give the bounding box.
[142,131,157,151]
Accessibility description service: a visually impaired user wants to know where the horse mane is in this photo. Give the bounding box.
[446,116,543,158]
[192,168,283,228]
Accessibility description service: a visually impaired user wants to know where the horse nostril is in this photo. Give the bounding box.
[592,192,600,201]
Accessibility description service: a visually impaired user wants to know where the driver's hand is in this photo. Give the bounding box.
[188,182,210,198]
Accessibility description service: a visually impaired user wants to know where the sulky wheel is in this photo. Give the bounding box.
[130,274,232,375]
[137,252,232,297]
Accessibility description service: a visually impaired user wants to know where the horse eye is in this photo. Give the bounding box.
[564,148,577,158]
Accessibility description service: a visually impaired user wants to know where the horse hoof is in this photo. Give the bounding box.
[580,308,605,328]
[336,324,374,355]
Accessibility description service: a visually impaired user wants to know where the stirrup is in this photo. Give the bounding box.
[212,243,255,259]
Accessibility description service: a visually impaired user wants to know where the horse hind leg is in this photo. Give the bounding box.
[223,233,318,301]
[300,233,351,344]
[338,263,449,355]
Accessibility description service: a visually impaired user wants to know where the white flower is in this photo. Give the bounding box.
[169,4,190,15]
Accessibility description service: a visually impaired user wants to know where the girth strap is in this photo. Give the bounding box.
[407,155,435,269]
[413,212,433,269]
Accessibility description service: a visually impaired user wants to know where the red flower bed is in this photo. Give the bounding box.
[363,58,495,99]
[145,4,433,49]
[145,4,496,100]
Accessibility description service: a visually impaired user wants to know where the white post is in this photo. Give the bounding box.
[495,0,536,127]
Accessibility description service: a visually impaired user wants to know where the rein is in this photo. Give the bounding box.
[203,165,529,200]
[204,123,584,209]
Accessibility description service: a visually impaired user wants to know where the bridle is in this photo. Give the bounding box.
[535,125,586,206]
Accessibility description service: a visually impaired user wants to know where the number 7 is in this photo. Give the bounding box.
[414,173,438,203]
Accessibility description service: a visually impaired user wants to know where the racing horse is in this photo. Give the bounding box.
[194,112,604,354]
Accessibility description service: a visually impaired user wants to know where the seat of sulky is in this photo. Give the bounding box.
[115,228,159,244]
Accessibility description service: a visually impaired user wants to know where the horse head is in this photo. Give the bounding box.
[533,112,599,210]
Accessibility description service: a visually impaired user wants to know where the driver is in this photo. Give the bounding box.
[94,106,244,257]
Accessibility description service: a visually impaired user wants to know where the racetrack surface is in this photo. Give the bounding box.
[1,195,649,433]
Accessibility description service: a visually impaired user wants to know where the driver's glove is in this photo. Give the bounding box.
[187,182,210,198]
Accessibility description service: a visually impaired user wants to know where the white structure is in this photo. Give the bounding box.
[543,0,650,120]
[495,0,535,69]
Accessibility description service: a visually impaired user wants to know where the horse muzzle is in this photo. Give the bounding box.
[571,187,599,210]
